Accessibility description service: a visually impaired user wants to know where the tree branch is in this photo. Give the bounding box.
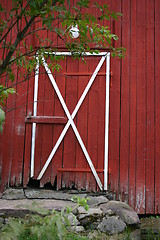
[0,0,31,44]
[0,0,58,76]
[0,16,36,76]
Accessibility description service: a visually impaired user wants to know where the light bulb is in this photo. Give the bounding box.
[70,25,79,39]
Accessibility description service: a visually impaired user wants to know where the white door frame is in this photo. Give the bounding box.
[30,52,110,191]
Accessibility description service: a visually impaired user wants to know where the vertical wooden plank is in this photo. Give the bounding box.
[135,0,146,214]
[119,0,130,202]
[83,1,101,191]
[9,13,29,185]
[34,65,45,180]
[109,0,121,197]
[87,57,99,191]
[95,0,105,191]
[0,118,3,188]
[40,63,55,186]
[145,0,155,214]
[62,57,78,188]
[101,0,111,190]
[38,29,60,187]
[0,75,6,190]
[33,19,47,182]
[0,4,7,190]
[75,58,89,190]
[155,0,160,214]
[1,81,16,189]
[97,61,106,189]
[0,0,17,190]
[23,26,36,187]
[23,74,34,187]
[37,26,55,186]
[51,58,66,188]
[0,131,3,189]
[10,67,27,186]
[47,29,59,187]
[128,0,137,210]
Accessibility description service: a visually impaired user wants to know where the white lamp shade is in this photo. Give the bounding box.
[70,25,79,39]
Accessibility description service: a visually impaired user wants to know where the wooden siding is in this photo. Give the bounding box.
[0,0,160,214]
[108,0,157,214]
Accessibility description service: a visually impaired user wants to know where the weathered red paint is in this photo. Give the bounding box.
[109,0,121,199]
[155,0,160,214]
[1,0,160,214]
[146,0,155,214]
[25,116,67,124]
[75,58,88,190]
[119,0,130,203]
[128,0,137,213]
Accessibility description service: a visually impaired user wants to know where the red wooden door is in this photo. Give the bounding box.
[23,52,110,192]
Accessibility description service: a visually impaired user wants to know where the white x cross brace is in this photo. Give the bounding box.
[30,52,110,191]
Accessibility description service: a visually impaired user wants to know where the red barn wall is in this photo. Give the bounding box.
[109,0,159,214]
[0,0,160,214]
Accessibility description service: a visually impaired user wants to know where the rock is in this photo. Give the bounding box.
[88,230,129,240]
[62,212,80,226]
[77,206,103,226]
[71,226,85,233]
[99,201,140,226]
[67,212,80,226]
[87,230,101,239]
[104,209,114,216]
[76,206,88,215]
[0,199,76,219]
[25,189,72,200]
[0,209,31,219]
[2,188,25,200]
[0,189,142,238]
[97,216,126,235]
[87,196,108,207]
[104,192,115,201]
[25,189,87,201]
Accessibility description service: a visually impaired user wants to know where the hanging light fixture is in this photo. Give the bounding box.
[70,25,79,39]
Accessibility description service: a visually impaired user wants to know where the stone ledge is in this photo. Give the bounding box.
[0,188,141,238]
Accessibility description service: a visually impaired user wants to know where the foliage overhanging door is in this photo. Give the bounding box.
[30,52,110,191]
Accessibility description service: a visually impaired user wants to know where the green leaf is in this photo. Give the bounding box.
[76,0,89,8]
[0,107,5,134]
[0,3,4,12]
[66,206,72,214]
[56,218,66,240]
[67,0,70,10]
[112,34,118,41]
[111,52,116,57]
[54,5,64,12]
[9,72,15,82]
[6,88,16,95]
[0,125,3,134]
[58,14,65,19]
[29,45,33,51]
[111,11,121,20]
